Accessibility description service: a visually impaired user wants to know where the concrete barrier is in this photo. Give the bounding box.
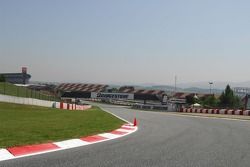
[0,94,91,111]
[0,94,54,107]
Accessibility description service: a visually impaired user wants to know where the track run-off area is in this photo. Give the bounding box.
[2,102,250,167]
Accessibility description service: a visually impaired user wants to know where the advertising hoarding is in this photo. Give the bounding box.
[91,92,134,100]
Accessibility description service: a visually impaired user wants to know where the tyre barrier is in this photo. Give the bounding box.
[180,108,250,116]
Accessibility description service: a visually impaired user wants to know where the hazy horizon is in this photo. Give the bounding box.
[1,0,250,85]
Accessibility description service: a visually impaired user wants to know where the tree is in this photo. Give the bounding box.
[219,85,242,108]
[186,95,195,104]
[109,88,118,93]
[201,95,219,108]
[0,75,5,82]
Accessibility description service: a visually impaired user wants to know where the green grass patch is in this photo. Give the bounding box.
[0,82,59,101]
[0,102,124,148]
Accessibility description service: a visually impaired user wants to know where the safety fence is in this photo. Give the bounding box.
[0,94,91,111]
[0,82,59,101]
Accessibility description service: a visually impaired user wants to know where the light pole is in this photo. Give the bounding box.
[209,82,213,95]
[174,75,177,94]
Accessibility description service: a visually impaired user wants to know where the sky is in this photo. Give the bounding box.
[1,0,250,86]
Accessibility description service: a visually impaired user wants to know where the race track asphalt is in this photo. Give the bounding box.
[2,102,250,167]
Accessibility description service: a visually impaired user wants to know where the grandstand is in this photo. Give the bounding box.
[118,86,165,102]
[233,87,250,97]
[56,83,109,98]
[56,84,166,104]
[0,67,31,84]
[172,92,217,99]
[0,73,31,84]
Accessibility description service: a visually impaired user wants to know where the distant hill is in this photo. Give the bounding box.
[86,80,250,95]
[178,81,250,89]
[182,87,222,94]
[109,83,223,94]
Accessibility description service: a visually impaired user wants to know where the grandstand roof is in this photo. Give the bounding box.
[119,89,165,96]
[172,92,216,99]
[0,73,31,78]
[0,73,31,84]
[55,83,109,93]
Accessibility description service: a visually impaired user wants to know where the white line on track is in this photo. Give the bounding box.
[128,108,250,122]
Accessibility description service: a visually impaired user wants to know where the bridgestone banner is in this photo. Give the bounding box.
[91,92,134,100]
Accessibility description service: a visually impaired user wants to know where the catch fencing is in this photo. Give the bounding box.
[0,94,91,110]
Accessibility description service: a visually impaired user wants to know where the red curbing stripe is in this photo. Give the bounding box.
[8,143,59,157]
[81,135,108,143]
[240,110,243,115]
[225,109,228,114]
[110,130,128,135]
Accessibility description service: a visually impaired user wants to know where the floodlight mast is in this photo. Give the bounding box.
[175,75,177,94]
[209,82,213,94]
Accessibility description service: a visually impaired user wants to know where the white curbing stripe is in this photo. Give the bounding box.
[219,109,226,114]
[235,110,242,115]
[227,110,233,115]
[54,139,89,149]
[243,110,250,116]
[122,124,134,128]
[115,128,133,133]
[0,149,15,161]
[98,133,121,139]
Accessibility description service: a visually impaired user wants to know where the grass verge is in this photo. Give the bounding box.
[0,102,124,148]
